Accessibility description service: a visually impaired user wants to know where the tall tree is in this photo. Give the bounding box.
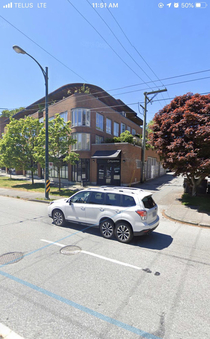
[20,116,42,184]
[150,93,210,196]
[35,114,79,190]
[0,117,41,183]
[0,119,22,177]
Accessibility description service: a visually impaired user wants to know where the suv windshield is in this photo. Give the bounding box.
[142,196,156,209]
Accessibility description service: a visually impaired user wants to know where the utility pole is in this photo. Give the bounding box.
[140,88,167,183]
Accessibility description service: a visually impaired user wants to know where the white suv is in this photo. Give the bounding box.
[48,187,159,243]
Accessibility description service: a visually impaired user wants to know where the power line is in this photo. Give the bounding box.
[2,68,210,113]
[66,0,157,90]
[2,73,210,112]
[138,92,210,104]
[116,75,210,97]
[2,13,210,105]
[0,15,88,82]
[101,0,170,105]
[86,0,160,90]
[108,68,210,92]
[102,0,165,88]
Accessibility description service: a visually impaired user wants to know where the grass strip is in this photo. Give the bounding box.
[181,193,210,213]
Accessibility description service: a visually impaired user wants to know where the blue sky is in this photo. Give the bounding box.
[0,0,210,122]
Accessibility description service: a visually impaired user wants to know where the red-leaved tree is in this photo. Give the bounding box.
[150,93,210,196]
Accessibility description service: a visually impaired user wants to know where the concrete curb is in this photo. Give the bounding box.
[0,323,24,339]
[28,199,51,204]
[163,210,210,228]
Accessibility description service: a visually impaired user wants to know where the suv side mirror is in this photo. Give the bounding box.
[69,199,72,205]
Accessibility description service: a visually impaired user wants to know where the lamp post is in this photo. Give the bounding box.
[13,45,49,199]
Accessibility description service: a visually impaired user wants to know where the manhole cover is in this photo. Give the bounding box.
[60,245,81,255]
[0,252,24,265]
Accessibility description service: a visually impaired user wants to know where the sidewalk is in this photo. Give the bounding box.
[0,173,210,227]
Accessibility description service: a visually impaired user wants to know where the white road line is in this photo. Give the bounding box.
[41,239,65,247]
[40,239,142,271]
[81,250,142,270]
[0,323,24,339]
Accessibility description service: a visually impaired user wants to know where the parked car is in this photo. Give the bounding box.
[48,187,159,243]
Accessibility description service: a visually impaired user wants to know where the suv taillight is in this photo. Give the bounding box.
[136,210,147,220]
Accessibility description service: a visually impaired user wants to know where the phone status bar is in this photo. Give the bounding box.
[158,2,208,8]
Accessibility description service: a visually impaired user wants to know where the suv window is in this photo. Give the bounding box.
[106,193,121,206]
[88,192,106,204]
[142,196,156,209]
[71,191,90,203]
[122,195,136,207]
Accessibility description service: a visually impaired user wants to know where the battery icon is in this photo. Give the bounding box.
[195,2,207,7]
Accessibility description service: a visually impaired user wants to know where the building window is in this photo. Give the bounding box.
[60,111,68,122]
[49,164,68,179]
[72,109,90,127]
[127,126,131,132]
[72,133,90,150]
[132,128,136,135]
[114,122,119,136]
[106,118,112,134]
[96,113,104,131]
[72,159,90,182]
[136,159,141,169]
[121,123,126,133]
[95,135,104,144]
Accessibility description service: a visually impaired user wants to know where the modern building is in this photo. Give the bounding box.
[1,83,165,185]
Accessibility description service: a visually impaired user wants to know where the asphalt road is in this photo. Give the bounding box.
[0,179,210,339]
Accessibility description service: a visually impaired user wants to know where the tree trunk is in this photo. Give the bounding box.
[192,181,197,197]
[58,167,61,191]
[31,171,34,185]
[190,176,204,196]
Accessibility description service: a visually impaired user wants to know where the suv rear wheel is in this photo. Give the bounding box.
[53,209,65,227]
[115,222,133,243]
[99,219,114,239]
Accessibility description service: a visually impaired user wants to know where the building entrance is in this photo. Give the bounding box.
[97,159,121,186]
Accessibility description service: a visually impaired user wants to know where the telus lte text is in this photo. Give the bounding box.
[14,3,47,8]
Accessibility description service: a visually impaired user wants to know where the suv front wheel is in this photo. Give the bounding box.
[115,222,133,243]
[53,209,65,227]
[99,219,114,239]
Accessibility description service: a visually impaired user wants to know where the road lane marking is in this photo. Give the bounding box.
[41,239,65,247]
[0,323,24,339]
[0,270,161,339]
[40,239,142,271]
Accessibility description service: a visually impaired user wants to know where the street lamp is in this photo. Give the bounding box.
[13,45,49,199]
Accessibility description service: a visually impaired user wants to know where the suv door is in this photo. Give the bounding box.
[64,191,91,223]
[85,191,106,225]
[101,192,124,220]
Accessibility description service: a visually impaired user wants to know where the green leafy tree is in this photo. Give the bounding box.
[150,93,210,196]
[35,114,79,190]
[20,116,42,184]
[0,119,22,177]
[0,117,42,183]
[146,120,154,149]
[0,107,25,118]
